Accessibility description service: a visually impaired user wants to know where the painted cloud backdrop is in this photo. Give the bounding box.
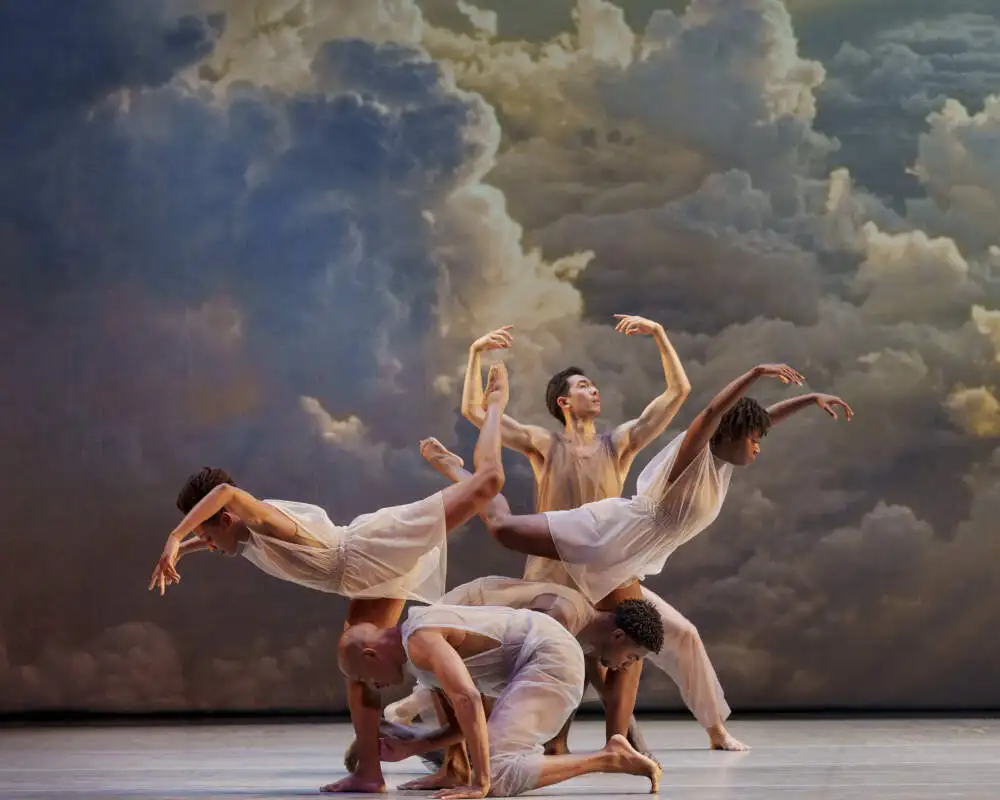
[3,0,1000,712]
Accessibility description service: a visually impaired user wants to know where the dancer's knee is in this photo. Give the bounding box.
[490,753,539,797]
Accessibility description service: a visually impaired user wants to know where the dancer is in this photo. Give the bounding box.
[338,604,663,797]
[462,319,739,751]
[148,364,512,795]
[381,579,666,788]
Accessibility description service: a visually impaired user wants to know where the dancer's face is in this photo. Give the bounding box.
[559,375,601,421]
[598,628,648,672]
[194,512,242,555]
[713,430,762,467]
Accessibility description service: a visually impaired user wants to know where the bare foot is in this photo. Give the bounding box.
[420,438,465,481]
[399,766,470,791]
[709,725,749,752]
[320,774,386,793]
[483,362,509,411]
[605,734,661,793]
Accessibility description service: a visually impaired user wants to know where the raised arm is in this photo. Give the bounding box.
[166,483,296,545]
[766,392,853,427]
[403,630,491,797]
[461,326,551,459]
[610,315,692,466]
[666,363,804,484]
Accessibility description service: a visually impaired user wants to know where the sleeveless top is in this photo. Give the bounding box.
[401,604,572,698]
[524,431,624,584]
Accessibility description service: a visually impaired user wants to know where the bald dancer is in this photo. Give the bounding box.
[149,365,512,794]
[461,318,743,751]
[338,604,662,798]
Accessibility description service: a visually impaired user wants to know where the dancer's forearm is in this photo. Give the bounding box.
[462,347,487,426]
[618,325,692,457]
[447,690,491,791]
[177,539,211,560]
[766,393,819,426]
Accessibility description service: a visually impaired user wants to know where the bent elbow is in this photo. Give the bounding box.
[449,688,483,718]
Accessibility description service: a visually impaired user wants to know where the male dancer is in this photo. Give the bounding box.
[148,365,512,794]
[339,604,663,797]
[379,579,665,789]
[461,318,743,751]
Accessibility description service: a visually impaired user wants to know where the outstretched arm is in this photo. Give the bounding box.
[461,327,551,459]
[767,392,853,427]
[399,631,491,796]
[667,363,804,484]
[611,315,692,466]
[166,483,296,546]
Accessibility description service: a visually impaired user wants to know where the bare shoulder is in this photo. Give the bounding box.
[407,627,464,665]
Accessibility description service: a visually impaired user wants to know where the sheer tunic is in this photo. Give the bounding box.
[542,431,733,603]
[401,605,585,796]
[239,493,447,603]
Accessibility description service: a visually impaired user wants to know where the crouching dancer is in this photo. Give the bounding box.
[338,604,662,798]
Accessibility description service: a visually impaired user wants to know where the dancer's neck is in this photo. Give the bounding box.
[563,416,598,443]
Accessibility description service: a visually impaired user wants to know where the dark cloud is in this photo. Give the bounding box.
[817,13,1000,204]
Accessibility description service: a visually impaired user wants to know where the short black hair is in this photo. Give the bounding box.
[176,467,234,521]
[614,599,664,654]
[545,366,587,424]
[711,397,771,446]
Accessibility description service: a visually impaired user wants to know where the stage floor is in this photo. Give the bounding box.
[2,717,999,799]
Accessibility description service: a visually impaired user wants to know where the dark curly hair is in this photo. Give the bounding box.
[613,598,664,654]
[711,397,771,446]
[545,366,587,425]
[176,467,235,522]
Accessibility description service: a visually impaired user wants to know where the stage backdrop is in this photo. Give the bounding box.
[4,0,1000,714]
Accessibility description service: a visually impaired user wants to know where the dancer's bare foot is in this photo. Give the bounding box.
[320,774,386,793]
[605,734,661,793]
[420,438,465,482]
[483,361,509,411]
[708,724,749,751]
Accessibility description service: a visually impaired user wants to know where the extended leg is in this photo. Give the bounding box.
[531,734,661,792]
[422,440,560,559]
[321,597,405,794]
[641,588,747,751]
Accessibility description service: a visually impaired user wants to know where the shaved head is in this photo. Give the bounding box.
[337,623,406,689]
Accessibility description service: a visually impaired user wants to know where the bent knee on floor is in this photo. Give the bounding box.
[490,753,539,797]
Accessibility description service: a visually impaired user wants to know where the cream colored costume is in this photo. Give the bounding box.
[239,495,447,603]
[401,604,585,797]
[541,431,733,604]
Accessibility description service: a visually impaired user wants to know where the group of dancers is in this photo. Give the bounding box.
[150,314,853,798]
